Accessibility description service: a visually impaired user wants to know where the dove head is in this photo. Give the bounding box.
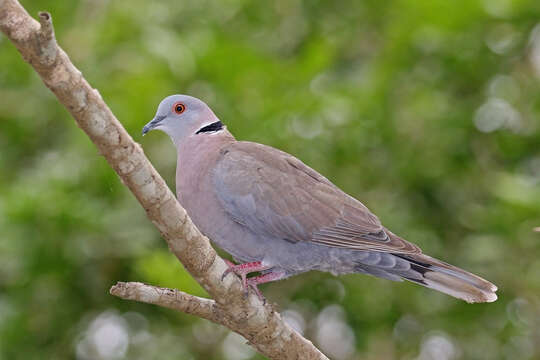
[142,95,223,146]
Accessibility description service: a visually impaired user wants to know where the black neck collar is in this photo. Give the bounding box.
[196,121,223,134]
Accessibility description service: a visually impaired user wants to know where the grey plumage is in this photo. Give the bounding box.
[143,94,497,303]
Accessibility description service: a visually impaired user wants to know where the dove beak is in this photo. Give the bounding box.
[142,115,166,136]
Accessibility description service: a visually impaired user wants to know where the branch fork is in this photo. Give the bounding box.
[0,1,328,359]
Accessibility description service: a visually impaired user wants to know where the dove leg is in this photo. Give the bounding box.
[221,260,271,291]
[246,270,287,301]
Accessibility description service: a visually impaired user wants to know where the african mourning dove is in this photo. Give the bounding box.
[142,95,497,303]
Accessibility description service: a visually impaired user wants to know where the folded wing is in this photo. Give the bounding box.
[213,141,421,255]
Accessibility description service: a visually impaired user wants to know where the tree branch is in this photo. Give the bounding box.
[110,282,223,324]
[0,1,328,359]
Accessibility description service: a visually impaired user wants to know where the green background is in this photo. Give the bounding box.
[1,0,540,359]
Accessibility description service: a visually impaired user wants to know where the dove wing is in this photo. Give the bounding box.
[212,141,421,254]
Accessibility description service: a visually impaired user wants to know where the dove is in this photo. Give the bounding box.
[142,94,498,303]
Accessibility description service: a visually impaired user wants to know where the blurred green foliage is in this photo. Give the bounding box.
[1,0,540,359]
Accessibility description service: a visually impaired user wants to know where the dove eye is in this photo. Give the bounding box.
[173,102,186,114]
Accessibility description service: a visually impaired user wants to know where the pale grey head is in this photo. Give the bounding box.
[142,95,223,146]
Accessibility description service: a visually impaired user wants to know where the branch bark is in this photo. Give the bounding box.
[0,1,328,359]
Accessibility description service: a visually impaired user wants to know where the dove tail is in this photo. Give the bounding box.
[394,254,498,303]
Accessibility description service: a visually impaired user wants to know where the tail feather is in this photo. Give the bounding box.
[394,254,497,303]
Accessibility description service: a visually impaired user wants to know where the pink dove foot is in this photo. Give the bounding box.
[221,260,271,293]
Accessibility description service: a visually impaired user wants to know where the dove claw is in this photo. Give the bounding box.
[221,259,237,281]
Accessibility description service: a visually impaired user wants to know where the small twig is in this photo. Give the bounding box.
[38,11,53,37]
[36,11,57,66]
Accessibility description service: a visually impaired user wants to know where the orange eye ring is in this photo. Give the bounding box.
[173,102,186,114]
